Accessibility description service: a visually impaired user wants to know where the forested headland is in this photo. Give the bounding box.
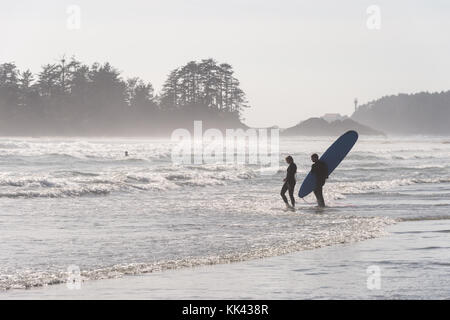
[3,57,449,137]
[282,117,383,136]
[0,58,248,136]
[352,91,450,135]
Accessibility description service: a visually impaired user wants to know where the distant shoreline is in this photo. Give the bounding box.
[3,133,450,139]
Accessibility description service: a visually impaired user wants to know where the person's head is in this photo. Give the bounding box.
[311,153,319,163]
[285,155,293,164]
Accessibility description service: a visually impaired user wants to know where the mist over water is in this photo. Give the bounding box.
[0,135,449,290]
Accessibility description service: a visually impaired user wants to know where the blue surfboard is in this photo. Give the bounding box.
[298,130,358,198]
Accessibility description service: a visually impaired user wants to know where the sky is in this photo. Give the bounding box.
[1,0,450,127]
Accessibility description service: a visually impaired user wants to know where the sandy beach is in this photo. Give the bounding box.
[3,219,449,300]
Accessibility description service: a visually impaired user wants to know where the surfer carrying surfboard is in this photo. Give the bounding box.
[310,153,328,207]
[298,131,358,205]
[281,155,297,210]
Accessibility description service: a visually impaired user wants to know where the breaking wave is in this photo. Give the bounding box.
[0,215,395,290]
[0,136,448,293]
[0,165,261,198]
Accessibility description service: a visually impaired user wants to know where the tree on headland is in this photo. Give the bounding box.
[0,63,20,117]
[160,59,248,116]
[0,58,249,135]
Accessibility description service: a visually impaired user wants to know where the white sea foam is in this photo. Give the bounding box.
[0,136,448,292]
[333,178,450,195]
[0,214,395,290]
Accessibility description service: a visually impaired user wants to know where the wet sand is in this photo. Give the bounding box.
[3,219,450,300]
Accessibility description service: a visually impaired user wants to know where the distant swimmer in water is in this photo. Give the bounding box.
[125,151,129,157]
[281,155,297,210]
[310,153,328,207]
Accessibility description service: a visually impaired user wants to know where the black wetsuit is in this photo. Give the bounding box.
[281,162,297,207]
[311,160,328,207]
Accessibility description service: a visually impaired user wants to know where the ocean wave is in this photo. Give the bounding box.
[334,177,450,195]
[300,177,450,203]
[0,142,31,149]
[185,164,229,172]
[346,154,383,161]
[0,176,174,197]
[0,139,174,163]
[0,186,111,198]
[2,164,448,199]
[165,173,192,181]
[337,164,448,172]
[0,164,262,198]
[398,216,450,222]
[125,175,152,183]
[0,177,61,188]
[59,171,100,177]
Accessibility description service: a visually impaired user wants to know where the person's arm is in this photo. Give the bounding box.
[311,163,317,175]
[283,164,289,181]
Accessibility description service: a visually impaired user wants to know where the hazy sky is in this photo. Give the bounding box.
[1,0,450,127]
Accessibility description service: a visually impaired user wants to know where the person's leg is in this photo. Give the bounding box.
[313,185,325,207]
[280,182,289,204]
[314,186,325,207]
[313,189,320,206]
[288,183,296,207]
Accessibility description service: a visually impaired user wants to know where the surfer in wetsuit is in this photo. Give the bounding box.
[281,155,297,209]
[311,153,328,207]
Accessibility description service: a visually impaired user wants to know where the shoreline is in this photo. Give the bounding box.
[3,219,449,299]
[0,212,394,292]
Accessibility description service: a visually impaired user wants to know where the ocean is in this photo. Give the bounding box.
[0,135,449,295]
